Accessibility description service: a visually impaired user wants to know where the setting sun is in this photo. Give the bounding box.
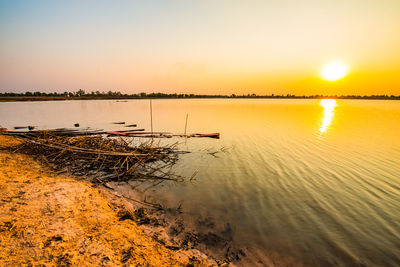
[321,61,348,81]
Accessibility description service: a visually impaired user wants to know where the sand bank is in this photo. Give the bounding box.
[0,134,212,266]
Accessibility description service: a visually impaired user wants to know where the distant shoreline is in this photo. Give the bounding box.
[1,95,399,102]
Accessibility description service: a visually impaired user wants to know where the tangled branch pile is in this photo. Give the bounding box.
[9,132,183,184]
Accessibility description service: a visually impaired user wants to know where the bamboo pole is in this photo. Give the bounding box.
[150,99,153,142]
[184,114,188,137]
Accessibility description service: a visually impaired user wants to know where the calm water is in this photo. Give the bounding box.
[1,99,399,266]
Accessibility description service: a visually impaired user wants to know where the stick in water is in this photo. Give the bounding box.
[184,114,188,137]
[150,99,153,141]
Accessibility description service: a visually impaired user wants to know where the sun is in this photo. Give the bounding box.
[321,61,348,81]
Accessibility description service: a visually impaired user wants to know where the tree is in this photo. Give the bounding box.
[75,89,85,97]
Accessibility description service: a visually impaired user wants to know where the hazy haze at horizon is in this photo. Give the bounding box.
[1,0,399,95]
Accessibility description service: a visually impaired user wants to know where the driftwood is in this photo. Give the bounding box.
[4,128,145,137]
[6,131,184,184]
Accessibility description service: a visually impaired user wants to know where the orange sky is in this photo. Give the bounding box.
[0,0,399,95]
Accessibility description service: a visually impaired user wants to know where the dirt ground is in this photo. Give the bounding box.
[0,134,208,266]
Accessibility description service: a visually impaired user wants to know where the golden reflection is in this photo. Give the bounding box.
[320,99,337,133]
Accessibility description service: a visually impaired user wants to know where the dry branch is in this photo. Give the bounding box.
[6,132,184,184]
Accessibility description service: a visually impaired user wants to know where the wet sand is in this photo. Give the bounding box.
[0,134,213,266]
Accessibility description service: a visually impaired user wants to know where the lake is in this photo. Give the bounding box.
[1,99,399,266]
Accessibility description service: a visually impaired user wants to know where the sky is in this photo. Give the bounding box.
[0,0,399,95]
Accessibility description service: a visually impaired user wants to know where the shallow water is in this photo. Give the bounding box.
[1,99,399,266]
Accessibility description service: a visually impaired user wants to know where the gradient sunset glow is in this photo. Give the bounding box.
[1,0,399,95]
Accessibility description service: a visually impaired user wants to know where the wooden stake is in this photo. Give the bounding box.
[150,99,153,141]
[184,114,188,137]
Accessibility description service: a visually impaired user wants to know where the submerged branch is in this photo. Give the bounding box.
[5,132,183,184]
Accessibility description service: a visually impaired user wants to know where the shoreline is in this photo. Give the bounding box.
[0,134,215,266]
[0,133,305,266]
[1,96,399,102]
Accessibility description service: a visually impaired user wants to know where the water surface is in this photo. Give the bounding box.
[1,99,399,266]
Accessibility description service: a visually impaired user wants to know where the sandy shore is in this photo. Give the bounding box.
[0,134,213,266]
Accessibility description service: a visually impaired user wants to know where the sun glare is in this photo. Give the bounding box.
[320,99,337,133]
[321,61,348,81]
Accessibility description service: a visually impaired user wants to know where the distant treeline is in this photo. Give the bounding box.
[0,90,399,100]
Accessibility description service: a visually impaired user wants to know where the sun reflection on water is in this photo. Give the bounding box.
[320,99,337,133]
